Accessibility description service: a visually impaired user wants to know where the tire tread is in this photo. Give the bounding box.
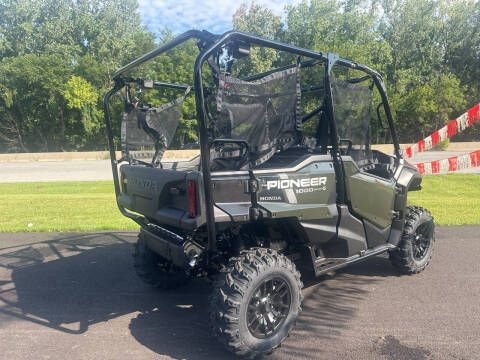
[209,248,303,358]
[390,206,435,274]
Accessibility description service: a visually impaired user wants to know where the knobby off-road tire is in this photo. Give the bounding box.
[390,206,435,274]
[209,248,303,359]
[133,232,189,289]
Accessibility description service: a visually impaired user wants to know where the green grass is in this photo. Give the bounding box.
[0,181,137,232]
[0,174,478,232]
[408,174,480,225]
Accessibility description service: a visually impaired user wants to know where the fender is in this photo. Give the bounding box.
[388,161,423,246]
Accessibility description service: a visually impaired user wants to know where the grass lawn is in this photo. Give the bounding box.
[0,181,137,232]
[408,174,480,225]
[0,174,478,232]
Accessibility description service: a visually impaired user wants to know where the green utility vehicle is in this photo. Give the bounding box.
[103,30,435,358]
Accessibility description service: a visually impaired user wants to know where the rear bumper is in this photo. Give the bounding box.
[141,225,186,267]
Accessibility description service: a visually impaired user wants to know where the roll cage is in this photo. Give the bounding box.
[103,29,402,258]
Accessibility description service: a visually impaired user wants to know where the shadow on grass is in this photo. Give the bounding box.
[0,234,397,359]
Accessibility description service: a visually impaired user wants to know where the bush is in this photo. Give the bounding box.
[433,139,450,151]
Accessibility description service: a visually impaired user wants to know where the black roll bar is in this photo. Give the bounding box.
[104,29,402,259]
[103,82,147,227]
[113,30,214,79]
[334,58,401,158]
[241,59,319,81]
[126,78,192,91]
[193,31,329,254]
[103,30,212,227]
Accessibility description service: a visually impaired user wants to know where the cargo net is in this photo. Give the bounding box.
[121,87,190,165]
[332,79,373,167]
[215,67,301,167]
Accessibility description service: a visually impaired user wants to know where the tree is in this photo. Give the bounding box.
[232,4,283,74]
[0,54,72,151]
[236,0,475,144]
[285,0,392,71]
[1,0,478,152]
[442,0,480,99]
[0,0,155,152]
[377,0,472,141]
[393,73,467,141]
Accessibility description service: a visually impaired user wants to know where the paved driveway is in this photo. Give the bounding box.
[0,160,113,182]
[0,226,479,359]
[0,150,479,183]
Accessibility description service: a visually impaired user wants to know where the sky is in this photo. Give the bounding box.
[138,0,300,37]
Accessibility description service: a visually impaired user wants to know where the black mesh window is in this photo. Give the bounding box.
[332,79,373,166]
[216,67,300,166]
[121,88,190,164]
[299,62,325,146]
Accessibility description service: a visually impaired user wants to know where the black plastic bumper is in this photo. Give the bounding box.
[141,224,186,267]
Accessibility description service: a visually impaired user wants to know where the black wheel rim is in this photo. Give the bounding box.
[246,276,291,339]
[412,222,433,261]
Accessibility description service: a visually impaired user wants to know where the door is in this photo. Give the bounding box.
[342,159,395,229]
[329,67,396,230]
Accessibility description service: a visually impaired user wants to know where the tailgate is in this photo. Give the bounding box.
[118,165,203,229]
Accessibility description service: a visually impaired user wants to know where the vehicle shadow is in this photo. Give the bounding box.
[274,256,398,359]
[0,233,141,334]
[0,232,232,359]
[0,234,397,359]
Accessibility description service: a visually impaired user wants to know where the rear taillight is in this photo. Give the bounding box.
[187,180,197,218]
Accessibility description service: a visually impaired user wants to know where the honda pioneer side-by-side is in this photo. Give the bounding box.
[103,30,435,358]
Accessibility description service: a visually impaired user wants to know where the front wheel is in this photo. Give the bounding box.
[390,206,435,274]
[209,248,303,358]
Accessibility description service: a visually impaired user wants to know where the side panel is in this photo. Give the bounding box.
[342,158,395,230]
[336,205,367,256]
[254,159,337,221]
[211,174,251,222]
[364,219,391,248]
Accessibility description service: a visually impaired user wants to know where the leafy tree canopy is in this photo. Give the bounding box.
[0,0,478,152]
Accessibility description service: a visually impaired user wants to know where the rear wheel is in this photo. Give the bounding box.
[390,206,435,274]
[133,232,189,289]
[209,248,303,358]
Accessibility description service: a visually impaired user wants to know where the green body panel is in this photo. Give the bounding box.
[254,161,337,220]
[342,158,395,229]
[258,203,333,220]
